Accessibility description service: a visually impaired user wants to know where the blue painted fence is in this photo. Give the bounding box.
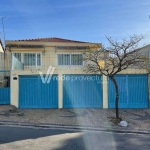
[19,75,58,108]
[0,88,10,104]
[63,74,103,108]
[108,74,148,108]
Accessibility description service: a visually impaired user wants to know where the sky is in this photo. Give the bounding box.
[0,0,150,45]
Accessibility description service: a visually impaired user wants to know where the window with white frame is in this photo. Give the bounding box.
[23,53,41,66]
[14,53,21,62]
[71,54,83,65]
[57,54,83,66]
[58,54,70,65]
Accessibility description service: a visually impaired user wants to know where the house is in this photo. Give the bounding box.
[0,39,4,82]
[6,37,103,108]
[5,38,149,109]
[0,39,10,104]
[0,39,4,53]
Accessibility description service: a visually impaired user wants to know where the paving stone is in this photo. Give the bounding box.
[0,105,150,130]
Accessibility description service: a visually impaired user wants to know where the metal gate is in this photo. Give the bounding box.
[0,87,10,104]
[0,71,10,105]
[63,74,103,108]
[19,75,58,108]
[108,74,148,108]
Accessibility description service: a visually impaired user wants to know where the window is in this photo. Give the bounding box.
[58,54,83,66]
[71,54,83,65]
[37,53,41,66]
[23,53,41,66]
[58,54,70,65]
[14,53,21,61]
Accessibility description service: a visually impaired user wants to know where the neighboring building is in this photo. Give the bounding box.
[139,44,150,66]
[5,38,149,109]
[0,39,4,53]
[0,39,10,104]
[0,40,4,82]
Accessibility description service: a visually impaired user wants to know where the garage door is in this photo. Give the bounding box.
[63,75,103,108]
[108,74,148,108]
[19,75,58,108]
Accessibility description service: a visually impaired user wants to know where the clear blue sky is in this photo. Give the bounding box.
[0,0,150,45]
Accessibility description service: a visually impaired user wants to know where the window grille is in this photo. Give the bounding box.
[58,54,83,66]
[23,53,41,66]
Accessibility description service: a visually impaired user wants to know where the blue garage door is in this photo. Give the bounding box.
[63,75,103,108]
[19,75,58,108]
[108,74,148,108]
[0,88,10,104]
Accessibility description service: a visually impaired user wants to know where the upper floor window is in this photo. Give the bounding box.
[71,54,83,65]
[23,53,41,66]
[58,54,70,65]
[57,54,83,66]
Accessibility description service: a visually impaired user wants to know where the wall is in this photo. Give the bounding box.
[139,44,150,56]
[138,45,150,108]
[0,46,3,53]
[0,52,4,81]
[0,41,4,80]
[7,41,149,108]
[0,41,4,53]
[10,68,148,108]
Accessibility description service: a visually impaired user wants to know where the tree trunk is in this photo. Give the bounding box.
[109,76,119,119]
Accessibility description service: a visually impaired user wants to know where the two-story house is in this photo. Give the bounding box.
[6,37,104,109]
[5,38,149,109]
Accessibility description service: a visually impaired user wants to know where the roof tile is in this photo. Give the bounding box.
[14,37,88,43]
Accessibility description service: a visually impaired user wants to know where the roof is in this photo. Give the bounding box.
[12,37,89,43]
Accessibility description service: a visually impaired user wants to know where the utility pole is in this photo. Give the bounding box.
[2,16,6,71]
[2,16,6,48]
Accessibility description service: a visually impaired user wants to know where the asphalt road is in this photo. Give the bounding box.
[0,125,150,150]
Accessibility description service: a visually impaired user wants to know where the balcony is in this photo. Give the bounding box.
[11,52,84,71]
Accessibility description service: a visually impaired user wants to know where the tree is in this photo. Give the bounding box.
[83,35,146,119]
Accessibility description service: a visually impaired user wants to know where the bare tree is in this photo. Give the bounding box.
[83,35,146,119]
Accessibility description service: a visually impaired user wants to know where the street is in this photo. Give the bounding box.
[0,125,150,150]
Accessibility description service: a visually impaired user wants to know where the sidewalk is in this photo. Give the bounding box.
[0,105,150,133]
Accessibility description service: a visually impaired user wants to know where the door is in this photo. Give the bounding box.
[19,75,58,108]
[108,74,148,108]
[63,74,103,108]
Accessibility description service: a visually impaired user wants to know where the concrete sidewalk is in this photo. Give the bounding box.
[0,105,150,132]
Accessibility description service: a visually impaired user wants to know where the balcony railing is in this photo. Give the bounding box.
[11,54,24,70]
[10,52,84,71]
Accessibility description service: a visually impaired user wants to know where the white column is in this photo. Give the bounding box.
[58,73,63,108]
[10,72,19,108]
[102,75,108,108]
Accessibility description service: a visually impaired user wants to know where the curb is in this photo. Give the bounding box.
[0,121,150,134]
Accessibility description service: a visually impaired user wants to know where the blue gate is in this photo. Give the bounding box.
[19,75,58,108]
[63,74,103,108]
[0,88,10,104]
[108,74,148,108]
